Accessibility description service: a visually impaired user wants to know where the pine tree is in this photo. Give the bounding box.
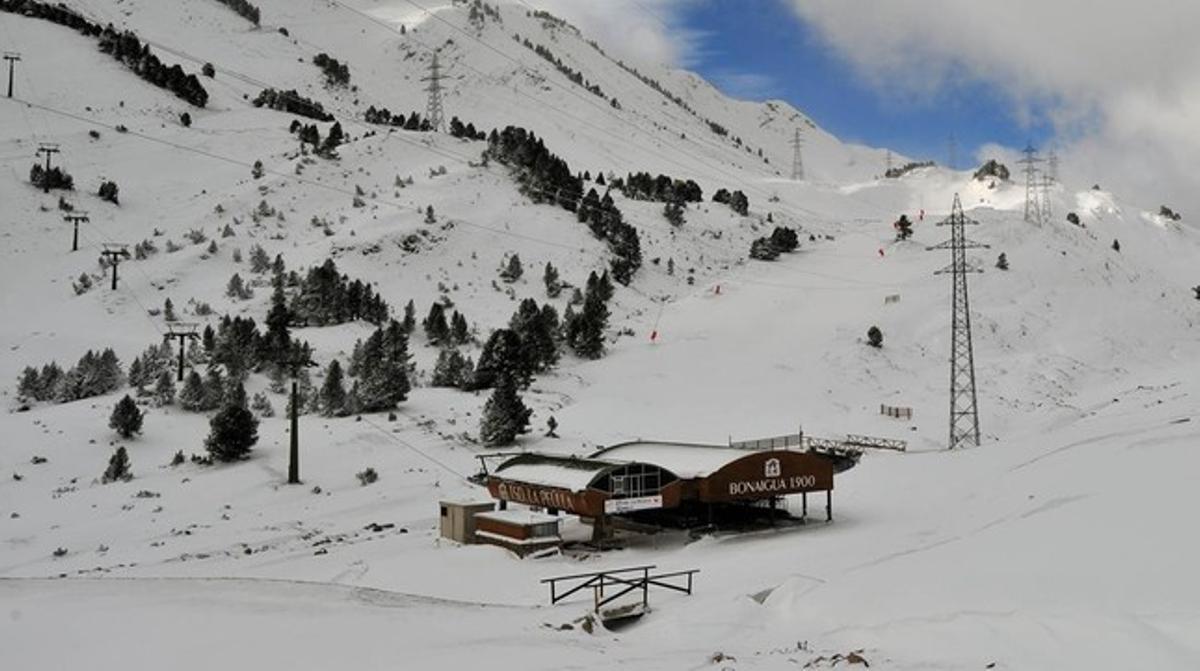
[586,270,615,303]
[423,302,450,345]
[543,264,562,301]
[202,367,225,411]
[509,299,557,372]
[431,349,471,388]
[479,376,531,447]
[205,402,259,462]
[179,370,205,411]
[450,311,470,345]
[163,298,177,321]
[128,357,145,391]
[474,329,528,389]
[154,370,176,406]
[996,253,1009,271]
[225,380,248,409]
[102,446,132,483]
[319,359,347,417]
[249,244,271,273]
[263,279,292,363]
[572,289,608,359]
[401,299,416,334]
[359,321,411,411]
[663,200,685,227]
[17,366,40,401]
[226,273,252,300]
[109,395,144,439]
[252,160,264,180]
[251,392,275,418]
[343,381,363,416]
[499,254,523,283]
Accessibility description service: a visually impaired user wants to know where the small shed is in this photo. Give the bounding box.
[474,509,562,557]
[439,500,496,544]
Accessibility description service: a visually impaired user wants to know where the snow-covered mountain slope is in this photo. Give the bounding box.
[3,2,1200,669]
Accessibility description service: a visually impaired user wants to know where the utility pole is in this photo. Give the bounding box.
[36,143,61,194]
[63,211,88,252]
[99,244,129,290]
[1048,150,1059,182]
[3,52,20,98]
[422,50,445,132]
[927,194,988,450]
[164,323,199,382]
[1017,143,1043,224]
[790,128,804,181]
[280,354,317,485]
[885,149,894,176]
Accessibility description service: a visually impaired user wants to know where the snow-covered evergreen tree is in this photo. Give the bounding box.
[479,376,531,447]
[319,359,347,417]
[109,395,144,439]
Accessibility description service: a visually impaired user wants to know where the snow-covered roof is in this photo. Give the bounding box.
[592,442,757,479]
[492,455,616,492]
[475,509,561,526]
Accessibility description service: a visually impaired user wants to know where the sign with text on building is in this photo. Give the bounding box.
[699,451,834,502]
[488,479,601,516]
[604,495,663,514]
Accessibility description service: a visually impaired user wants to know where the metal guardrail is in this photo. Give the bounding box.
[731,432,907,454]
[541,565,699,613]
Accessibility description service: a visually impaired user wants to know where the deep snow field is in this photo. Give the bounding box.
[2,1,1200,669]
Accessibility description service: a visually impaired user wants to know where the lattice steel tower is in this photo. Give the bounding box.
[1017,143,1043,224]
[927,194,988,449]
[423,51,446,132]
[790,128,805,181]
[1041,173,1054,222]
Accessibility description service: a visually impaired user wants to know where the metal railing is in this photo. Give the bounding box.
[541,565,699,613]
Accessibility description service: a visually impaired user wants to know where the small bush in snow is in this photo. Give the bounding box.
[356,467,378,486]
[867,326,883,348]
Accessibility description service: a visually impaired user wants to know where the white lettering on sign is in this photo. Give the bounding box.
[496,481,581,512]
[728,474,819,497]
[604,495,663,514]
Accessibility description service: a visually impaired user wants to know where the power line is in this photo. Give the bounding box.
[359,414,472,483]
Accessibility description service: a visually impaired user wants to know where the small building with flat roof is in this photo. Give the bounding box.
[473,509,563,557]
[439,500,496,544]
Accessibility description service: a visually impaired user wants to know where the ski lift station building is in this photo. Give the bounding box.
[481,437,869,532]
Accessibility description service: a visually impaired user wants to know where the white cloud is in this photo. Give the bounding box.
[708,70,780,100]
[786,0,1200,215]
[518,0,704,67]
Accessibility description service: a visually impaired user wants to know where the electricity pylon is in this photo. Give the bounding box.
[927,194,988,449]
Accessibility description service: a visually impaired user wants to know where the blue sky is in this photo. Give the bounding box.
[675,0,1054,166]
